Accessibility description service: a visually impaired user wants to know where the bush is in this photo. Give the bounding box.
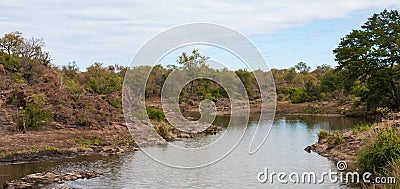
[352,123,374,134]
[64,78,84,99]
[76,118,91,126]
[317,130,344,145]
[0,53,20,71]
[147,108,165,121]
[23,103,51,130]
[102,96,121,108]
[318,130,329,141]
[285,87,309,104]
[358,128,400,174]
[155,122,170,139]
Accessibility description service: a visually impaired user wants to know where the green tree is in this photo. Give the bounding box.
[0,31,24,56]
[334,9,400,110]
[84,63,122,94]
[294,62,310,74]
[177,49,209,94]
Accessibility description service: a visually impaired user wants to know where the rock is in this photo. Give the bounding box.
[4,171,101,189]
[304,145,315,153]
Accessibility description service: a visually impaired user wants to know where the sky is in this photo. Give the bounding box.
[1,0,400,70]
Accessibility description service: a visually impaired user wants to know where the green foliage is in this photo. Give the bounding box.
[334,9,400,110]
[74,136,101,147]
[23,103,52,130]
[294,62,310,73]
[85,63,122,95]
[318,130,329,141]
[285,87,309,104]
[317,130,344,145]
[147,108,165,121]
[188,99,195,106]
[358,128,400,174]
[376,107,392,120]
[0,152,5,158]
[76,118,91,126]
[43,146,58,151]
[0,53,20,71]
[13,73,26,84]
[352,123,374,134]
[64,78,84,100]
[156,122,170,139]
[0,31,51,66]
[31,145,39,153]
[102,96,121,108]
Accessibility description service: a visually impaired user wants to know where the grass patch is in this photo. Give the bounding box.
[74,136,101,147]
[43,146,58,151]
[31,145,39,153]
[352,123,374,134]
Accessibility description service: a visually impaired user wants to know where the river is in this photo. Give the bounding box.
[0,115,370,188]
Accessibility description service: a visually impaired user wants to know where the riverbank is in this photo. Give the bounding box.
[307,118,400,169]
[0,124,138,165]
[0,99,356,164]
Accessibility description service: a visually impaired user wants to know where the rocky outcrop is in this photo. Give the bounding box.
[3,170,101,189]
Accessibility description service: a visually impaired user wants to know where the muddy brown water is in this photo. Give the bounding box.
[0,115,371,188]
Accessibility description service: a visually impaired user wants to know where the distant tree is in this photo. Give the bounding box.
[294,62,310,73]
[334,9,400,109]
[0,31,24,56]
[0,31,51,66]
[177,49,209,93]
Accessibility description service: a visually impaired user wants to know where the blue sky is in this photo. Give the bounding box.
[1,1,399,70]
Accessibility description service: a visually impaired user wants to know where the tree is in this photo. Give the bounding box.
[0,31,24,56]
[334,9,400,110]
[176,49,209,94]
[0,31,51,66]
[294,62,310,74]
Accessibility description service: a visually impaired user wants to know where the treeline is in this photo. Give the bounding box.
[0,9,399,123]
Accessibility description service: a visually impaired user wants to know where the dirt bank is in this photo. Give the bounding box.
[306,120,400,169]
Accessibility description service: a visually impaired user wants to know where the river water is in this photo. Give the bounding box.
[0,115,370,188]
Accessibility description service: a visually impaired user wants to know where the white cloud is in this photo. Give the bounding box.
[0,0,399,68]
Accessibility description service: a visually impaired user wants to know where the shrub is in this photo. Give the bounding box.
[285,87,309,104]
[64,78,84,100]
[0,53,20,71]
[76,118,91,126]
[155,122,170,139]
[147,108,165,121]
[358,128,400,174]
[102,96,121,108]
[352,123,374,134]
[318,130,329,141]
[317,130,344,145]
[0,152,5,158]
